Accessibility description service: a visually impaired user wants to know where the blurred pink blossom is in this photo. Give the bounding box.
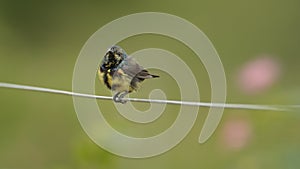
[237,55,281,94]
[221,118,252,150]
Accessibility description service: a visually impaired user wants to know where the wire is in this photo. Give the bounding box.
[0,82,297,111]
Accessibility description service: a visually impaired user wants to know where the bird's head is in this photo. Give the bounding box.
[101,46,127,70]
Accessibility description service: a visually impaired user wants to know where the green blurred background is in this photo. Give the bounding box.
[1,0,300,169]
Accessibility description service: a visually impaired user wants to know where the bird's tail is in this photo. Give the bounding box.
[137,70,159,79]
[151,74,159,78]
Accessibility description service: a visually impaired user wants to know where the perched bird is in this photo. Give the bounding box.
[98,46,159,103]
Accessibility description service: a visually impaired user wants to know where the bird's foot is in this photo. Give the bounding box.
[113,91,128,104]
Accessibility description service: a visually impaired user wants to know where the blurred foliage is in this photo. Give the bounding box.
[0,0,300,169]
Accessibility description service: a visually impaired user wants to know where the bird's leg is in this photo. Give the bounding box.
[114,91,129,104]
[118,91,129,104]
[113,91,128,104]
[113,92,121,103]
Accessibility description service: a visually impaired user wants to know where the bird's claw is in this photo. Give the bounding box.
[113,92,128,104]
[113,96,127,104]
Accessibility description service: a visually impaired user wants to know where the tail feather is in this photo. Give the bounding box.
[136,70,159,79]
[151,74,159,78]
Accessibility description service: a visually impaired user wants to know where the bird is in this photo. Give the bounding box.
[97,46,159,103]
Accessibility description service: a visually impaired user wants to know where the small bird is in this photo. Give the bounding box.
[98,46,159,103]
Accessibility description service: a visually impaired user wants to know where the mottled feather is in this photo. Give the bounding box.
[98,46,159,95]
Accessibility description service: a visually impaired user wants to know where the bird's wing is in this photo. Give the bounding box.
[118,57,158,80]
[118,57,144,78]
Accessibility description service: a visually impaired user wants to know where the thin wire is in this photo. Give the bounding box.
[0,82,297,111]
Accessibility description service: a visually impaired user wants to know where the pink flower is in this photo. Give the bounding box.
[221,118,252,150]
[237,55,281,94]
